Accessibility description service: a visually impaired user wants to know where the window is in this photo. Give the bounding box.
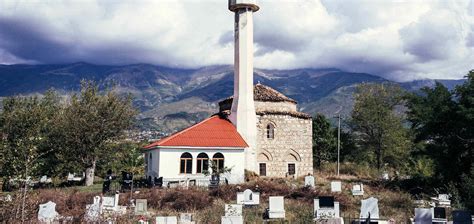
[180,152,193,174]
[196,153,209,174]
[148,153,152,171]
[259,163,267,176]
[266,124,275,139]
[212,153,225,173]
[288,163,296,175]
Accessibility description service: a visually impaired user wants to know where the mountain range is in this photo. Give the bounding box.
[0,63,466,134]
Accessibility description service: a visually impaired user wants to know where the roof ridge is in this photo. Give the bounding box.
[148,115,217,147]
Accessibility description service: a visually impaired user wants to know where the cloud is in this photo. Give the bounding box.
[0,0,473,81]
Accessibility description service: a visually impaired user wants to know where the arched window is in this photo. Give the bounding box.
[196,153,209,174]
[212,153,225,173]
[180,152,193,174]
[266,123,275,139]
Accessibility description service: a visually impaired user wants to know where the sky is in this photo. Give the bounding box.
[0,0,473,81]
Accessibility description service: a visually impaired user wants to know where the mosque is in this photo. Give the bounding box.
[143,0,313,184]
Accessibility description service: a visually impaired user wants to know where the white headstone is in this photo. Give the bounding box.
[38,201,59,223]
[5,194,12,202]
[236,189,260,205]
[305,176,315,188]
[135,199,147,215]
[269,196,285,219]
[360,197,379,219]
[331,181,342,192]
[314,198,340,219]
[179,213,194,224]
[221,216,243,224]
[431,194,451,207]
[85,196,101,221]
[67,173,74,181]
[382,172,389,180]
[438,194,449,201]
[85,204,100,221]
[225,204,243,217]
[156,216,178,224]
[414,208,432,224]
[352,184,364,196]
[102,196,115,207]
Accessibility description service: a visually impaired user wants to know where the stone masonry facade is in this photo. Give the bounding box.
[255,101,313,177]
[219,84,313,178]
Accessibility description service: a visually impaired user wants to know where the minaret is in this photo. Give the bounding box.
[228,0,259,173]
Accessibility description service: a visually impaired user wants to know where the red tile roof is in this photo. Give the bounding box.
[144,115,248,149]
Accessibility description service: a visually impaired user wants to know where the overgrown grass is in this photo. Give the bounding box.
[1,170,417,223]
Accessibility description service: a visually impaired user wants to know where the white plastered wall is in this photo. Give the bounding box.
[146,147,246,184]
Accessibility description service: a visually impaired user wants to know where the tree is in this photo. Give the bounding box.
[98,141,145,177]
[59,81,137,186]
[312,113,337,168]
[350,83,412,171]
[406,71,473,209]
[0,91,60,222]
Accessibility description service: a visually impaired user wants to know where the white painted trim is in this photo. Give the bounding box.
[153,146,246,150]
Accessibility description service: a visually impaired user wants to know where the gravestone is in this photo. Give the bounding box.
[414,208,432,224]
[433,207,446,219]
[352,183,364,196]
[38,201,59,223]
[209,174,220,189]
[156,216,178,224]
[360,197,379,220]
[67,173,74,181]
[437,194,451,207]
[236,189,260,206]
[221,216,243,224]
[5,194,12,202]
[155,177,163,188]
[225,204,243,217]
[222,204,243,224]
[121,171,133,191]
[268,196,285,219]
[179,213,195,224]
[39,176,52,184]
[314,196,340,219]
[135,199,147,215]
[102,170,113,194]
[305,175,315,188]
[381,172,389,180]
[102,195,118,209]
[331,181,342,192]
[85,196,101,222]
[102,193,126,214]
[452,210,472,224]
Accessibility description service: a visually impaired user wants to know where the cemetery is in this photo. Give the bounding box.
[3,169,474,223]
[0,0,473,223]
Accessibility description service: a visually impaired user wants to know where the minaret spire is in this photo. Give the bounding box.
[228,0,259,173]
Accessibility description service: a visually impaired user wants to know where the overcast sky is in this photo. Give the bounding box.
[0,0,473,81]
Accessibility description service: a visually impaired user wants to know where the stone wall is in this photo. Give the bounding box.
[254,101,297,112]
[256,113,313,178]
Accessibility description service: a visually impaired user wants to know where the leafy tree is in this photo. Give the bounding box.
[350,83,412,171]
[312,113,337,168]
[98,141,145,177]
[406,71,473,209]
[0,91,60,222]
[58,81,137,186]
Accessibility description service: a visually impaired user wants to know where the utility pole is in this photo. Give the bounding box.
[337,114,341,176]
